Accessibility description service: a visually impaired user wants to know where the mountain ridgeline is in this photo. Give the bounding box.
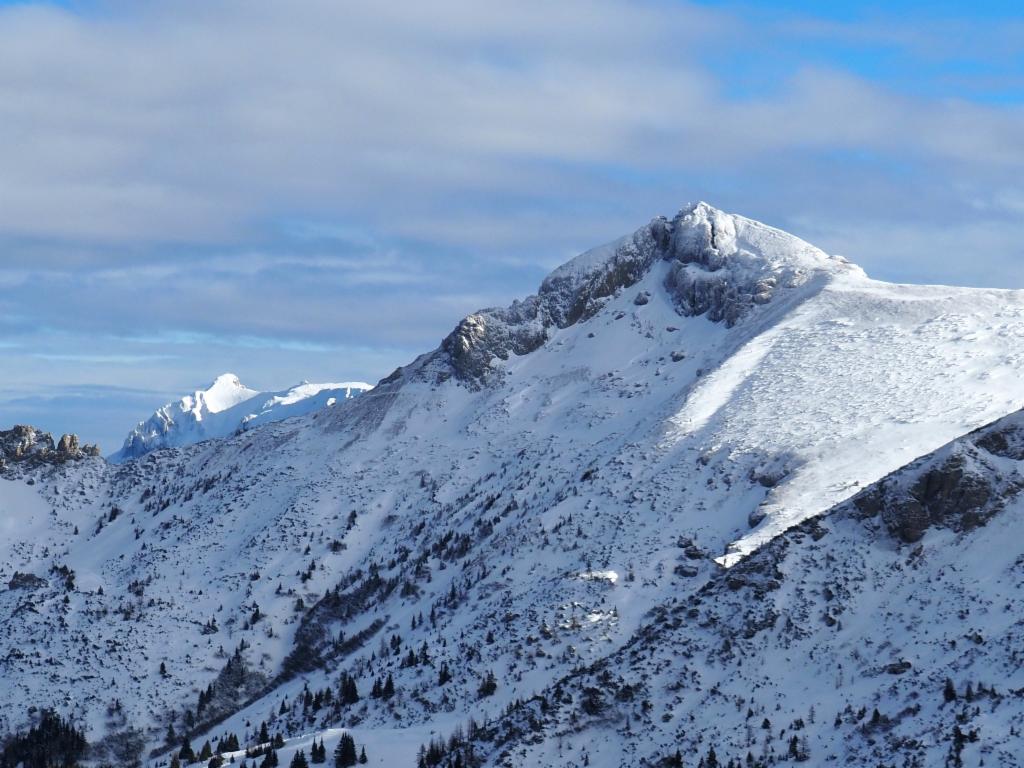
[2,202,1024,767]
[110,375,373,462]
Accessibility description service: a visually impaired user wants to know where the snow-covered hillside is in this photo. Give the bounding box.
[450,406,1024,766]
[3,202,1024,768]
[110,374,372,462]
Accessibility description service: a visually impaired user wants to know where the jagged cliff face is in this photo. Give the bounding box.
[4,203,1024,767]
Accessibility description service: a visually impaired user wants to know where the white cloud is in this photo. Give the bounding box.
[0,0,1019,249]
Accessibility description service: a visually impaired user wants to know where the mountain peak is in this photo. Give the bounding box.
[437,203,863,386]
[208,372,246,389]
[199,373,258,414]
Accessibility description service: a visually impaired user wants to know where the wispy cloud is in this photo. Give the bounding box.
[30,352,175,363]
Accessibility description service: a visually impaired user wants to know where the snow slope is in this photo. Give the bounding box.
[110,374,372,461]
[3,202,1024,768]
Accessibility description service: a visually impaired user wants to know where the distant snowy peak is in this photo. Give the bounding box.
[110,375,372,462]
[187,373,260,416]
[436,201,863,386]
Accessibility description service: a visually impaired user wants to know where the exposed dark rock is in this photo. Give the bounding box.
[865,453,1003,543]
[852,416,1024,543]
[975,423,1024,460]
[8,572,48,591]
[885,660,912,675]
[441,299,548,386]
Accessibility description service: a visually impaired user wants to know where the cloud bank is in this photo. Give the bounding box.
[1,0,1023,448]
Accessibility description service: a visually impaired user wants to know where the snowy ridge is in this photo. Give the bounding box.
[3,202,1024,767]
[110,374,372,461]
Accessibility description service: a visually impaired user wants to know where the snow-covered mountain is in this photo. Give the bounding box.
[110,374,373,461]
[3,202,1024,767]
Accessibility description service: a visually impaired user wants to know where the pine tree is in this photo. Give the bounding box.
[289,750,308,768]
[333,734,357,768]
[382,673,395,699]
[944,677,958,703]
[0,712,88,768]
[180,738,197,764]
[477,670,497,698]
[357,747,367,765]
[259,722,271,744]
[310,739,326,764]
[200,741,214,761]
[340,675,359,705]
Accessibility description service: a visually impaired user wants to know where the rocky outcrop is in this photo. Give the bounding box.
[0,424,100,471]
[440,299,548,383]
[852,416,1024,543]
[538,217,670,328]
[7,572,48,591]
[56,433,80,456]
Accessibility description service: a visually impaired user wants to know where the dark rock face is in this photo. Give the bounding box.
[885,660,912,675]
[975,422,1024,460]
[0,425,55,461]
[0,424,100,471]
[662,207,784,325]
[438,211,668,386]
[539,218,669,328]
[8,572,48,591]
[440,298,548,385]
[852,419,1024,543]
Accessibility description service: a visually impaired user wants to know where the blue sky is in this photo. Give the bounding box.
[1,0,1023,451]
